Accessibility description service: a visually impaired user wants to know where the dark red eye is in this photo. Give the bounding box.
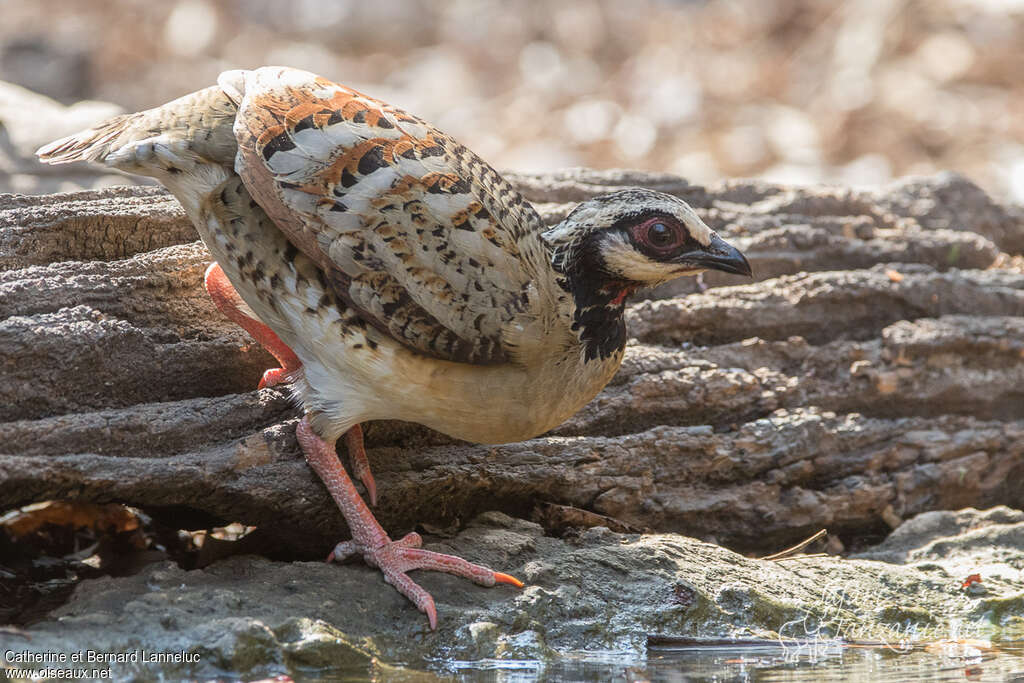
[634,217,682,250]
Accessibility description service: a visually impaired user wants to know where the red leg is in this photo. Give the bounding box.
[344,424,377,506]
[204,262,301,388]
[205,265,377,504]
[297,417,522,629]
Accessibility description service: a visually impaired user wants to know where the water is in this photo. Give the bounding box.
[437,639,1024,682]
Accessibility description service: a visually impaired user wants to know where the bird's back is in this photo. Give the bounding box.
[40,68,563,365]
[37,68,618,444]
[220,67,557,366]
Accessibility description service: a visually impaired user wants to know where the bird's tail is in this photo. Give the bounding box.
[36,112,143,166]
[36,85,238,174]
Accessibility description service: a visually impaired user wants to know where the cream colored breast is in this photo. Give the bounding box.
[306,327,623,445]
[396,348,622,444]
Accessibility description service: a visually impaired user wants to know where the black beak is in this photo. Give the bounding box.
[676,233,752,277]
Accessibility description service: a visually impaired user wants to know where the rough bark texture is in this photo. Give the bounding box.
[2,171,1022,555]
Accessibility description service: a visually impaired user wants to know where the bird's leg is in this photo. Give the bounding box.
[297,416,523,629]
[204,262,302,389]
[344,424,377,506]
[205,262,375,500]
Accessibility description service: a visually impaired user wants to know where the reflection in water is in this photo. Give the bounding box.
[441,640,1024,682]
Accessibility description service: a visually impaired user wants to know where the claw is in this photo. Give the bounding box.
[422,595,438,631]
[427,606,437,631]
[494,572,525,588]
[345,424,377,506]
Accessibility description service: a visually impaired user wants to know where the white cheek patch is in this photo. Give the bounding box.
[601,233,679,283]
[678,204,713,246]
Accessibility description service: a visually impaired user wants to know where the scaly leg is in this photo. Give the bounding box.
[297,417,523,629]
[345,424,377,506]
[205,262,378,501]
[204,261,301,389]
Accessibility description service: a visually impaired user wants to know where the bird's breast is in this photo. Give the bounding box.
[405,349,622,444]
[309,334,624,445]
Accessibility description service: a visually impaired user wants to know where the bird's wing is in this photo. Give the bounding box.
[219,66,548,365]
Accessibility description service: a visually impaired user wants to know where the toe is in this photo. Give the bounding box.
[365,540,520,629]
[327,540,358,563]
[395,532,423,548]
[325,529,520,629]
[395,547,522,588]
[385,569,438,630]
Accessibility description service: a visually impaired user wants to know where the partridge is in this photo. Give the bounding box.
[38,67,751,628]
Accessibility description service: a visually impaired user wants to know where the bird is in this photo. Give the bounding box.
[37,66,752,629]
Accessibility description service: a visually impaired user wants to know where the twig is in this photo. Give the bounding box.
[761,529,828,561]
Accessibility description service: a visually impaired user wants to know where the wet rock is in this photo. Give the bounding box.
[855,506,1024,565]
[5,509,1023,679]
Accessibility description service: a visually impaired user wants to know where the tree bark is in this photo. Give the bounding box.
[2,171,1022,554]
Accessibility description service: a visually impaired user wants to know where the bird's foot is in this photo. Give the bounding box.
[327,530,523,629]
[297,416,522,629]
[204,262,302,389]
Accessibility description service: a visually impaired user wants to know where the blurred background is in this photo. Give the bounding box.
[1,0,1022,201]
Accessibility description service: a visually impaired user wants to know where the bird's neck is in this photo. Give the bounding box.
[552,241,637,363]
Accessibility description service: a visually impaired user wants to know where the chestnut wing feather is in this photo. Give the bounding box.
[222,67,545,364]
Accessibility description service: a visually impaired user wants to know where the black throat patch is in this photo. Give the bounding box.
[552,233,634,362]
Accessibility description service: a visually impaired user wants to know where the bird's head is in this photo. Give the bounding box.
[542,188,751,304]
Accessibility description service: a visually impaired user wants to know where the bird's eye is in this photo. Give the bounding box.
[628,216,686,251]
[647,222,675,247]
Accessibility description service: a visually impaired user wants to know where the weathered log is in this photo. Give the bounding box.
[0,186,186,269]
[1,171,1022,555]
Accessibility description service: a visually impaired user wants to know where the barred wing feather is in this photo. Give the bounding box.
[220,67,547,365]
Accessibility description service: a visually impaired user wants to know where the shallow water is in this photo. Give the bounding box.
[438,639,1024,682]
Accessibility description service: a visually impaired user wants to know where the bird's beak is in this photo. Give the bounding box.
[675,233,752,277]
